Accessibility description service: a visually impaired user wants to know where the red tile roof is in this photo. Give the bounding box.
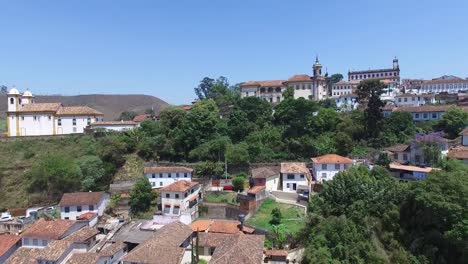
[311,154,353,164]
[210,233,265,264]
[422,78,468,85]
[76,212,97,221]
[4,247,41,264]
[63,227,99,243]
[251,166,280,179]
[280,162,310,174]
[58,191,105,207]
[133,114,152,122]
[144,166,193,174]
[286,74,312,82]
[448,146,468,159]
[160,180,199,192]
[460,128,468,135]
[209,220,244,234]
[18,103,62,113]
[389,162,433,173]
[56,106,103,116]
[21,218,77,240]
[247,186,265,194]
[241,80,286,87]
[384,144,410,153]
[0,234,21,258]
[190,220,213,232]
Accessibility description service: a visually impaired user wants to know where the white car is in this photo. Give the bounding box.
[0,213,13,222]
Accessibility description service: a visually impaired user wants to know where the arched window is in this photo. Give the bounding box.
[10,98,14,104]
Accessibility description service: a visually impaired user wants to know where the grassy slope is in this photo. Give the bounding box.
[204,192,238,204]
[0,136,95,209]
[113,153,145,182]
[247,198,306,234]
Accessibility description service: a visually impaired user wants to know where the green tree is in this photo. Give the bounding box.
[400,160,468,263]
[436,106,468,138]
[271,224,288,249]
[117,111,137,121]
[226,143,250,166]
[328,73,344,84]
[381,111,417,146]
[129,178,156,215]
[274,97,319,138]
[232,176,245,192]
[356,80,386,140]
[26,155,83,200]
[77,155,105,191]
[270,208,282,225]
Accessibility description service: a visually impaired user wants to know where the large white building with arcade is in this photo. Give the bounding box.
[5,88,104,137]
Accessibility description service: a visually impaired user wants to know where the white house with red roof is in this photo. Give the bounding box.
[311,154,353,183]
[280,163,311,192]
[144,166,193,189]
[160,180,201,223]
[58,192,108,220]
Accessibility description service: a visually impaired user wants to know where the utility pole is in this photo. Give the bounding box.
[224,155,228,182]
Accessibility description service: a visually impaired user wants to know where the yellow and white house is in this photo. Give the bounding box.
[6,88,104,137]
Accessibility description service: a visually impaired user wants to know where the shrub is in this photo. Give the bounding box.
[232,176,245,192]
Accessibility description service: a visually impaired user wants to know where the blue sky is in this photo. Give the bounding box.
[1,0,467,105]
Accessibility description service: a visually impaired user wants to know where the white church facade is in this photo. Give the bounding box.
[6,88,104,137]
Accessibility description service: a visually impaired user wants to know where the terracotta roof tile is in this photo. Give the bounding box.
[210,233,265,264]
[286,74,312,82]
[209,220,243,234]
[448,146,468,159]
[56,106,103,116]
[241,80,286,87]
[190,219,213,232]
[248,186,265,194]
[0,234,21,258]
[4,247,41,264]
[311,154,353,164]
[384,144,410,153]
[121,221,192,264]
[251,166,280,179]
[389,162,433,173]
[36,240,74,261]
[58,191,105,207]
[76,212,97,221]
[133,114,152,122]
[423,78,468,85]
[18,103,62,113]
[63,227,99,243]
[197,232,232,248]
[280,162,310,174]
[144,166,193,174]
[460,128,468,135]
[160,180,199,192]
[99,241,126,256]
[66,253,100,264]
[21,218,77,240]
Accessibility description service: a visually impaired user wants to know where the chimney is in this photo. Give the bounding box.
[238,214,245,232]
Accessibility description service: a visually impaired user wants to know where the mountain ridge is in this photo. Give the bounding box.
[0,93,170,120]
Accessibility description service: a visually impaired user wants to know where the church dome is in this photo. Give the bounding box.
[8,88,20,95]
[23,90,33,97]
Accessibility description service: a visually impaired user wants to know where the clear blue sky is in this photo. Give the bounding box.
[1,0,467,105]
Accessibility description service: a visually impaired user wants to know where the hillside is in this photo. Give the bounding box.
[0,94,170,120]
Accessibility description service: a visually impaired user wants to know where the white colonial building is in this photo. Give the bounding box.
[394,93,436,107]
[280,162,311,192]
[311,154,353,183]
[331,81,358,97]
[383,105,468,122]
[6,88,104,137]
[240,57,329,102]
[160,180,201,222]
[419,77,468,94]
[348,57,400,85]
[334,94,359,111]
[58,192,109,220]
[144,166,193,189]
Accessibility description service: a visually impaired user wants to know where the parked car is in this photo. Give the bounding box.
[223,185,234,191]
[0,212,13,222]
